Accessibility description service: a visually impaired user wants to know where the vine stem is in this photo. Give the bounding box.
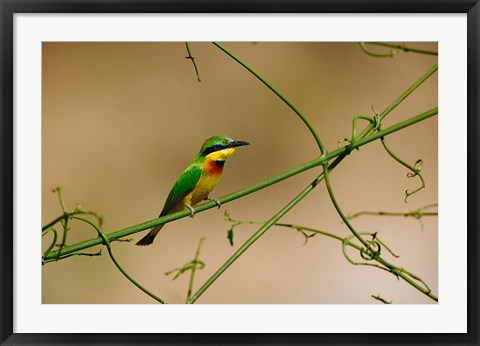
[186,238,205,303]
[42,209,101,232]
[352,211,437,218]
[349,204,438,220]
[323,162,369,247]
[42,108,436,264]
[358,64,437,142]
[72,216,167,304]
[212,42,327,156]
[365,42,438,56]
[185,42,201,82]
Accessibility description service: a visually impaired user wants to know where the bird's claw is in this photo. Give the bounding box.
[186,205,196,218]
[206,197,221,209]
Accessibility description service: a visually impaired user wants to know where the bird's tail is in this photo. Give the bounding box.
[135,223,165,246]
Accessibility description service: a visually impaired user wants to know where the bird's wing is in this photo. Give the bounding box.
[159,164,203,216]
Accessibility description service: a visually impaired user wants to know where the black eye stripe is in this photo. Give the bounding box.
[202,144,225,156]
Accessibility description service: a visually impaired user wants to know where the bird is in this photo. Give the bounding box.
[136,135,250,246]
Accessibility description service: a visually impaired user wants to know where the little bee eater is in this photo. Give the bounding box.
[136,135,250,246]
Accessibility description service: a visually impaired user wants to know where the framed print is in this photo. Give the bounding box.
[1,1,479,345]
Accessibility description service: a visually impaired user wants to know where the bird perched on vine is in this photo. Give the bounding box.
[136,135,250,246]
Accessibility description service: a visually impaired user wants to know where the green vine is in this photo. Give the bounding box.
[185,42,201,82]
[359,42,438,57]
[166,238,207,303]
[73,215,167,304]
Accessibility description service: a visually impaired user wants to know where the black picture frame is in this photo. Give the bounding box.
[1,1,478,345]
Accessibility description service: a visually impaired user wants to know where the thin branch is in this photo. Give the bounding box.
[361,42,438,56]
[187,238,206,303]
[185,42,201,82]
[371,294,393,304]
[54,250,102,261]
[380,130,426,202]
[52,187,70,260]
[212,42,327,155]
[348,204,438,220]
[41,228,58,260]
[72,216,167,304]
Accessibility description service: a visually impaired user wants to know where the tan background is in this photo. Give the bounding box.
[42,42,438,304]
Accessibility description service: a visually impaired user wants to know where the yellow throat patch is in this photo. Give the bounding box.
[205,147,236,161]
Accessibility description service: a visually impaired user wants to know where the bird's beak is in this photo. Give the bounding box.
[229,140,250,148]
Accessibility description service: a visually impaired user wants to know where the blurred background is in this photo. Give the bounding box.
[42,42,438,304]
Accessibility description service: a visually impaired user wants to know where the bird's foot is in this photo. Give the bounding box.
[186,205,196,218]
[206,196,221,209]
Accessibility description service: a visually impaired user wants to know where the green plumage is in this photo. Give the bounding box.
[160,164,203,216]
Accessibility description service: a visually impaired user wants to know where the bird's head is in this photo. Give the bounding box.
[198,135,250,161]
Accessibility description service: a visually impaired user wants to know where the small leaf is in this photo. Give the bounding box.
[227,228,234,246]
